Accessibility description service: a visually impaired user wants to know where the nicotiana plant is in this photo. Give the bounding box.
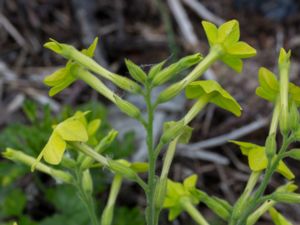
[3,19,300,225]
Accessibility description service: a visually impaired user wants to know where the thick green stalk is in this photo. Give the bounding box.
[145,82,157,225]
[181,198,210,225]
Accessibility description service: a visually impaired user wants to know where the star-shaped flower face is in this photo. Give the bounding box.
[230,141,295,180]
[43,38,98,96]
[33,111,100,168]
[186,80,242,116]
[202,20,256,72]
[163,175,200,221]
[256,67,300,104]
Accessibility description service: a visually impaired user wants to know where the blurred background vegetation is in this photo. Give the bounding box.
[0,0,300,224]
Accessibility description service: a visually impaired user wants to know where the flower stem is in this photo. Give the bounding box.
[101,175,123,225]
[181,198,210,225]
[144,81,158,225]
[229,171,261,225]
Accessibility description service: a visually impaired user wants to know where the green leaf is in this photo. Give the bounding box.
[226,41,257,58]
[269,207,293,225]
[220,55,243,72]
[202,21,218,46]
[185,80,242,116]
[125,59,147,83]
[2,189,26,216]
[217,19,240,46]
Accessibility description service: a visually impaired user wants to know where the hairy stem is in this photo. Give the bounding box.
[145,82,158,225]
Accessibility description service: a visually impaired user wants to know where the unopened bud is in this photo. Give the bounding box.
[152,53,202,86]
[114,95,141,119]
[110,74,142,94]
[202,195,230,220]
[82,169,93,195]
[265,133,276,159]
[157,81,186,104]
[108,160,137,181]
[272,192,300,204]
[125,59,147,83]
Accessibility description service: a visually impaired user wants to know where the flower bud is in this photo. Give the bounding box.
[156,81,186,104]
[201,195,230,220]
[80,130,118,170]
[152,53,202,86]
[110,74,142,94]
[82,169,93,195]
[125,59,147,83]
[272,192,300,204]
[108,160,137,181]
[114,95,141,119]
[265,133,276,160]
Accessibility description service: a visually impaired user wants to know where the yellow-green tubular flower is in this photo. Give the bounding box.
[44,38,142,94]
[33,112,89,169]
